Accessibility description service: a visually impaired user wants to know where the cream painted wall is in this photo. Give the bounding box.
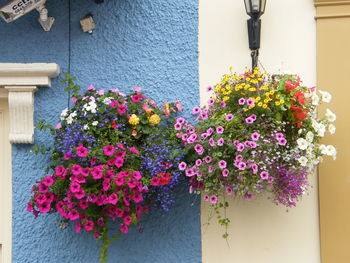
[199,1,319,263]
[0,98,12,263]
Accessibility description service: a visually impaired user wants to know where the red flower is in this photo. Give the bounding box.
[159,176,171,185]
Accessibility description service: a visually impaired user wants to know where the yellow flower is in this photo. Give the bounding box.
[275,101,281,106]
[264,99,269,104]
[223,96,230,102]
[276,94,281,99]
[255,96,261,101]
[280,99,285,104]
[258,102,263,107]
[269,90,275,95]
[149,114,161,125]
[129,114,140,126]
[262,104,268,109]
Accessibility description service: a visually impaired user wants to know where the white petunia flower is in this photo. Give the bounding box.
[306,131,314,142]
[311,93,320,106]
[319,90,332,103]
[328,124,336,134]
[298,156,308,167]
[319,144,328,155]
[103,97,113,105]
[316,123,326,137]
[326,145,337,160]
[66,116,73,124]
[92,121,98,126]
[60,108,69,120]
[83,124,89,130]
[297,138,309,150]
[325,109,336,122]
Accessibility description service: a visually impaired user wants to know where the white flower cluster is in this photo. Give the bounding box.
[83,100,97,114]
[296,89,337,166]
[60,108,77,124]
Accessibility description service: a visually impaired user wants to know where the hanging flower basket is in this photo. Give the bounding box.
[27,74,184,262]
[177,68,336,237]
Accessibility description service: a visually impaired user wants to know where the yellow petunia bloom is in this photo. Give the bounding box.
[262,104,268,109]
[280,99,285,104]
[149,114,161,125]
[258,102,263,107]
[275,101,281,106]
[129,114,140,126]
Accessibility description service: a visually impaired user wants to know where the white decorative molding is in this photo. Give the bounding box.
[0,63,60,144]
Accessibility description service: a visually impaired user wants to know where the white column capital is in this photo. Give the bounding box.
[0,63,60,144]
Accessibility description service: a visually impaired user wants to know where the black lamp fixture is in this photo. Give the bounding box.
[244,0,267,70]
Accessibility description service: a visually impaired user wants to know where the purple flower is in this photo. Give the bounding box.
[194,144,204,155]
[238,98,246,105]
[246,98,255,106]
[210,195,218,204]
[216,126,224,134]
[185,168,194,177]
[218,160,227,169]
[192,107,200,115]
[217,138,224,146]
[206,128,214,136]
[222,169,229,177]
[201,133,208,139]
[251,164,258,174]
[220,101,227,108]
[236,143,245,152]
[278,138,287,146]
[206,86,213,92]
[208,99,215,105]
[226,114,234,121]
[238,162,246,170]
[176,117,185,124]
[245,117,254,124]
[204,156,212,163]
[208,165,214,173]
[244,193,253,200]
[201,113,209,120]
[174,123,182,130]
[209,138,215,147]
[250,114,257,121]
[235,154,243,161]
[195,159,203,166]
[260,171,269,179]
[275,132,284,139]
[203,195,210,201]
[178,162,187,171]
[226,187,233,195]
[249,141,257,148]
[251,132,260,141]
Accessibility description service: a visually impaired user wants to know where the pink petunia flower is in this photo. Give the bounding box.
[75,221,82,233]
[114,158,124,168]
[222,169,229,177]
[129,147,139,154]
[118,105,127,114]
[216,126,224,134]
[192,107,200,115]
[217,138,224,146]
[195,159,202,166]
[278,138,287,146]
[226,114,234,121]
[84,220,94,231]
[251,132,260,141]
[203,195,209,201]
[38,183,48,193]
[120,223,129,234]
[260,171,269,180]
[218,160,227,169]
[178,162,187,171]
[103,145,115,156]
[185,168,194,177]
[71,164,82,176]
[55,123,62,129]
[151,177,160,186]
[79,200,89,209]
[133,171,142,180]
[246,98,255,106]
[133,193,143,203]
[70,183,81,193]
[76,145,88,158]
[108,193,119,205]
[42,176,55,186]
[68,209,79,221]
[210,195,218,204]
[238,98,246,105]
[204,156,212,163]
[38,202,51,213]
[55,166,65,176]
[226,187,233,195]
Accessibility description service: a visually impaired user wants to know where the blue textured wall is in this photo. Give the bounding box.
[0,0,200,262]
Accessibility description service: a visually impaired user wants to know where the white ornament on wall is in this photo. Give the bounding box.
[0,63,60,144]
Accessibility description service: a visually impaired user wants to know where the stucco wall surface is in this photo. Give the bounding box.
[0,0,200,262]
